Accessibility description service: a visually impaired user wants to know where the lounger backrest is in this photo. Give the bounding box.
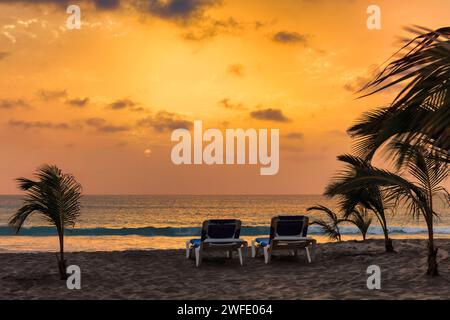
[201,219,242,241]
[269,216,309,240]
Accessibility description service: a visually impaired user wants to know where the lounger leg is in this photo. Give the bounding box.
[263,247,271,264]
[185,240,191,259]
[251,240,256,258]
[305,247,311,263]
[237,248,243,266]
[195,247,202,267]
[311,240,317,261]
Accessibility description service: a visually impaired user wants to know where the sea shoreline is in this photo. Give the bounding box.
[1,239,449,300]
[1,234,450,253]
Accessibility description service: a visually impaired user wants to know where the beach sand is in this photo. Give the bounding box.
[0,239,449,300]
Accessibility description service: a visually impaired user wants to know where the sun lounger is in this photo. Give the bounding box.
[251,216,317,264]
[186,219,248,267]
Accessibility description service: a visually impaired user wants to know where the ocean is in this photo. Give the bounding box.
[0,195,449,252]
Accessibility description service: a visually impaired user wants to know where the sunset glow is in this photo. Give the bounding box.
[1,0,449,194]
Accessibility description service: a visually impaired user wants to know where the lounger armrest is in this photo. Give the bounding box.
[272,236,315,241]
[203,238,245,244]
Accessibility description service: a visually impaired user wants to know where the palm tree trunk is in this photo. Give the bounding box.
[57,228,68,280]
[426,218,439,276]
[375,213,394,252]
[383,230,394,252]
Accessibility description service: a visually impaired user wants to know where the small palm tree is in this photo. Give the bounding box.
[9,164,82,279]
[346,207,372,241]
[325,147,448,276]
[307,205,344,242]
[325,155,394,252]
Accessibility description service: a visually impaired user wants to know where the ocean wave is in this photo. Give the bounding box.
[1,225,450,237]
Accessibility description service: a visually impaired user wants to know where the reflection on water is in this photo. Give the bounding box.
[1,234,449,253]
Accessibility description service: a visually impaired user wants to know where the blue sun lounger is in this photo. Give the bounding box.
[251,216,317,264]
[186,219,248,267]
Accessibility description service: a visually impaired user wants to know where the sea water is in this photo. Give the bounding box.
[0,195,448,252]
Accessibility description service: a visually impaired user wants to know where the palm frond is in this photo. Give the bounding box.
[347,207,373,240]
[350,27,450,163]
[307,205,342,241]
[325,154,387,227]
[310,219,341,241]
[9,164,82,233]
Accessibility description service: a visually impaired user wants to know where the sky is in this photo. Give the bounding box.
[0,0,449,194]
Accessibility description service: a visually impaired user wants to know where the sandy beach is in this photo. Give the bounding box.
[0,239,449,300]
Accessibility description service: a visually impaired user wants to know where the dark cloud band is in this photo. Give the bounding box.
[250,108,291,122]
[272,31,308,44]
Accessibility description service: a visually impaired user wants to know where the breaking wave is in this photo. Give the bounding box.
[1,225,449,237]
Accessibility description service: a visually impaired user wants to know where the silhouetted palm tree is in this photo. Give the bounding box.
[9,165,82,279]
[324,148,448,276]
[325,155,394,252]
[307,205,344,242]
[346,207,372,241]
[351,26,450,164]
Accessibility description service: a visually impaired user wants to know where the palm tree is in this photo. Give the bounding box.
[9,164,82,279]
[307,205,344,242]
[350,26,450,164]
[346,207,372,241]
[325,148,448,276]
[325,155,394,252]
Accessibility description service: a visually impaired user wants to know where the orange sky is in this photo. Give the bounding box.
[0,0,449,194]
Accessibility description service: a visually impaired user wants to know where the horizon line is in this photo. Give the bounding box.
[0,193,326,196]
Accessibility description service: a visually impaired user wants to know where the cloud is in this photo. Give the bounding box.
[0,52,9,60]
[115,141,128,147]
[96,124,130,133]
[37,89,91,107]
[65,97,90,108]
[284,132,304,140]
[0,99,29,109]
[9,119,70,130]
[0,0,224,35]
[139,0,221,24]
[107,98,146,112]
[8,116,131,133]
[137,111,192,132]
[250,108,290,122]
[84,117,130,133]
[343,65,380,92]
[272,31,308,45]
[0,0,222,19]
[85,117,106,127]
[37,89,67,101]
[2,31,16,43]
[327,129,348,137]
[0,0,120,9]
[108,98,137,110]
[95,0,120,9]
[227,64,244,77]
[218,98,245,110]
[182,17,243,41]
